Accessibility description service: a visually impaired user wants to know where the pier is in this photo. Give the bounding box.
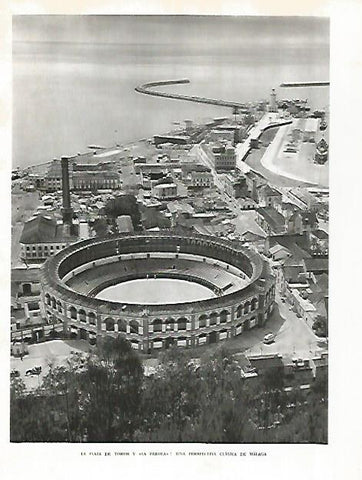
[280,81,330,88]
[135,79,247,113]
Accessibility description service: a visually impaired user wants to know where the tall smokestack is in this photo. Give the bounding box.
[61,156,73,228]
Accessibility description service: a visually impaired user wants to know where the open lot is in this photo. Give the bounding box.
[245,129,314,188]
[245,296,326,359]
[258,121,329,188]
[11,339,93,390]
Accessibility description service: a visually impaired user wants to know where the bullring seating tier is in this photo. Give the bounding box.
[65,256,250,297]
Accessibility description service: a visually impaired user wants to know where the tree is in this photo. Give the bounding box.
[91,217,109,237]
[10,374,70,442]
[10,339,144,443]
[79,335,144,442]
[104,195,141,230]
[312,315,328,337]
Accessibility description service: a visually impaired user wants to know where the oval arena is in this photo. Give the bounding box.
[40,232,276,352]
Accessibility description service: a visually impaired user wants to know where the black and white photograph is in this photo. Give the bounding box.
[9,13,331,445]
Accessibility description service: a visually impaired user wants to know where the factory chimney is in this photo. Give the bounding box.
[61,156,74,235]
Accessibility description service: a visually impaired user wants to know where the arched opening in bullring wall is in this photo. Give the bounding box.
[89,312,96,326]
[251,298,258,311]
[105,317,115,332]
[45,293,51,306]
[220,310,229,324]
[210,312,218,326]
[199,314,207,328]
[177,317,187,331]
[129,320,139,334]
[118,318,127,333]
[79,328,88,340]
[70,326,78,339]
[165,318,175,332]
[57,300,63,313]
[23,283,31,296]
[79,309,86,323]
[51,297,57,309]
[165,337,176,349]
[152,318,163,332]
[209,331,217,344]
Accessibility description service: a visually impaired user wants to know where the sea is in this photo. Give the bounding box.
[12,16,329,169]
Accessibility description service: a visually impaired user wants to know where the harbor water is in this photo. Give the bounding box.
[13,16,329,168]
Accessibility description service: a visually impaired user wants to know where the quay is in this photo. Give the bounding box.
[135,79,247,113]
[280,81,329,87]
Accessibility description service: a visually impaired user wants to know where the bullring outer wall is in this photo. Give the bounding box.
[40,232,275,351]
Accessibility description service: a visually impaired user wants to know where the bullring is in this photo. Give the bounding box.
[40,232,275,352]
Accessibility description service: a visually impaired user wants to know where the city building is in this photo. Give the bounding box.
[19,216,78,262]
[315,138,329,164]
[213,144,236,172]
[288,211,318,234]
[280,201,301,220]
[245,170,268,201]
[302,257,329,276]
[249,129,260,149]
[72,168,120,191]
[257,184,283,209]
[116,215,134,234]
[303,118,319,142]
[288,188,319,211]
[182,164,214,189]
[309,229,329,255]
[233,176,249,198]
[152,182,178,200]
[36,157,120,192]
[20,156,80,262]
[210,129,235,143]
[256,207,286,235]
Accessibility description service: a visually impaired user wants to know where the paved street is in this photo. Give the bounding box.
[190,143,225,193]
[245,294,326,359]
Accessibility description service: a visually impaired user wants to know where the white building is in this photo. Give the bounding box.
[152,183,178,200]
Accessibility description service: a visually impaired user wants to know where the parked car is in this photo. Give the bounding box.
[263,333,275,345]
[25,366,42,376]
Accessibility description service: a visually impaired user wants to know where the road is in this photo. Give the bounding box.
[190,143,226,194]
